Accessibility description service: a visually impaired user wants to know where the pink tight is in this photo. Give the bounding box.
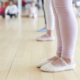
[44,0,78,59]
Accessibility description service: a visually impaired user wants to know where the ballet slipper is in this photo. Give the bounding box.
[40,58,76,72]
[37,56,59,68]
[36,34,55,41]
[37,27,47,32]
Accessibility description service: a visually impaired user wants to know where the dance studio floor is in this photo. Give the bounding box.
[0,17,80,80]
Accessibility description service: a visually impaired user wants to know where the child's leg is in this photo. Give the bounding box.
[44,0,54,30]
[36,0,55,41]
[48,0,62,61]
[33,14,38,18]
[11,14,15,19]
[5,14,10,19]
[39,0,61,59]
[51,0,62,56]
[42,0,47,25]
[1,14,4,17]
[37,0,47,32]
[39,0,78,72]
[54,0,78,59]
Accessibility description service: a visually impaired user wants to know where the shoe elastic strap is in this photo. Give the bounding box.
[56,56,59,58]
[46,34,49,38]
[60,58,68,65]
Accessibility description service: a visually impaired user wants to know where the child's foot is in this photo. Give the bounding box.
[37,56,59,68]
[12,16,15,19]
[40,58,76,72]
[6,15,10,20]
[36,34,55,41]
[37,27,47,32]
[48,56,59,61]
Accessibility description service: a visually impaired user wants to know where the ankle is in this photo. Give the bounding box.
[62,57,75,64]
[57,53,61,58]
[47,30,53,37]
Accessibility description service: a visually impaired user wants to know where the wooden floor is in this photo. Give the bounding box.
[0,17,80,80]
